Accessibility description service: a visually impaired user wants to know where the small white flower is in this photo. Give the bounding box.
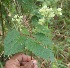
[58,12,62,15]
[14,15,18,18]
[12,18,15,21]
[16,19,21,23]
[20,16,23,19]
[38,18,45,25]
[59,13,62,15]
[50,8,53,11]
[57,8,62,11]
[43,5,47,9]
[39,5,47,13]
[48,12,55,17]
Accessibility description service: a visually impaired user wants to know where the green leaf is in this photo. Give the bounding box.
[17,0,36,13]
[66,38,70,43]
[25,38,54,61]
[49,51,55,62]
[31,15,39,27]
[4,29,26,55]
[34,33,53,46]
[22,27,30,35]
[37,0,44,1]
[34,25,51,36]
[0,62,3,68]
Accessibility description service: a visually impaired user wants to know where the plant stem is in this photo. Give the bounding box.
[31,51,33,60]
[0,1,4,40]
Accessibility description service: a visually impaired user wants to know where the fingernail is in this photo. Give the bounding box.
[31,60,37,65]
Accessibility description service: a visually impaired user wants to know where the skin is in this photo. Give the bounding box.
[5,53,38,68]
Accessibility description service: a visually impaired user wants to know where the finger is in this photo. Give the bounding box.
[31,60,37,65]
[20,62,27,66]
[23,61,34,68]
[11,53,34,62]
[21,60,37,66]
[32,60,38,68]
[20,63,38,68]
[22,55,34,62]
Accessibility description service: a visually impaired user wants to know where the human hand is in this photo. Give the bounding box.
[5,53,38,68]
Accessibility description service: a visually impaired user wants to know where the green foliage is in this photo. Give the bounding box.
[4,30,25,55]
[17,0,36,13]
[25,38,54,61]
[33,33,52,46]
[0,0,70,68]
[0,62,3,68]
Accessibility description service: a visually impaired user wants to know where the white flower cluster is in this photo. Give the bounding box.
[12,14,23,23]
[12,14,23,30]
[39,6,55,17]
[39,5,62,18]
[38,5,62,25]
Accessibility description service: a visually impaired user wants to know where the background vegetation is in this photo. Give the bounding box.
[0,0,70,68]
